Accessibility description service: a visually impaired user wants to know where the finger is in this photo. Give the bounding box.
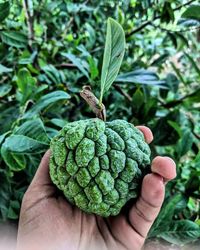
[30,150,52,187]
[136,126,153,144]
[151,156,176,181]
[128,173,165,238]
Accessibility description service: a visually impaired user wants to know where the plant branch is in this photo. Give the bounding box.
[23,0,34,48]
[113,84,132,102]
[80,86,106,121]
[55,63,77,69]
[151,23,200,34]
[161,87,200,108]
[126,0,196,37]
[62,16,74,37]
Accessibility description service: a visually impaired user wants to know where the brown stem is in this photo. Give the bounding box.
[55,63,77,68]
[151,22,200,33]
[126,0,196,38]
[160,87,200,108]
[113,84,132,102]
[23,0,34,48]
[80,86,106,121]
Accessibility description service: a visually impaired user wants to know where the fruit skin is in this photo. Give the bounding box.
[49,118,151,217]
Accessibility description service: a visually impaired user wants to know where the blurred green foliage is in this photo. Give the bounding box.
[0,0,200,246]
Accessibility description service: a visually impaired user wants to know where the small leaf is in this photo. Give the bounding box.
[23,91,71,118]
[41,65,65,84]
[100,18,125,103]
[61,53,89,79]
[160,220,200,245]
[0,1,10,23]
[151,53,169,66]
[88,56,99,80]
[152,110,180,146]
[1,146,26,171]
[132,88,144,110]
[176,130,194,157]
[149,194,182,238]
[166,73,179,93]
[17,68,36,93]
[170,62,186,85]
[116,69,166,87]
[181,5,200,21]
[14,118,50,143]
[167,120,182,137]
[185,88,200,103]
[16,68,36,104]
[168,32,177,48]
[50,118,68,128]
[2,135,49,154]
[178,18,200,27]
[184,52,200,77]
[0,84,12,97]
[161,2,174,23]
[0,131,10,146]
[0,31,28,48]
[0,64,13,74]
[7,200,20,219]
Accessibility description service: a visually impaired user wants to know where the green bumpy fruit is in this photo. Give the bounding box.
[49,118,151,217]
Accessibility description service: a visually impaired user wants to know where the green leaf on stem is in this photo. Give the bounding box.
[100,18,125,104]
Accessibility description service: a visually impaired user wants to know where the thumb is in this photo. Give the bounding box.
[22,150,56,206]
[30,150,52,187]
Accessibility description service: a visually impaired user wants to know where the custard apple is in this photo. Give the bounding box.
[49,118,151,217]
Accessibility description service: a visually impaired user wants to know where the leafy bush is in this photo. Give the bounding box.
[0,0,200,246]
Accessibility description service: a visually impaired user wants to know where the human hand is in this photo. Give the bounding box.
[16,126,176,250]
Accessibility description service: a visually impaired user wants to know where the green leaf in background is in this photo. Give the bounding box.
[152,110,180,146]
[14,118,50,143]
[185,88,200,103]
[176,130,194,157]
[0,31,28,48]
[178,18,200,28]
[185,171,200,199]
[2,135,48,154]
[0,131,10,146]
[100,18,125,104]
[7,200,20,219]
[1,146,26,171]
[17,68,36,93]
[132,88,144,111]
[0,64,13,74]
[88,56,99,80]
[181,5,200,21]
[160,220,200,245]
[115,69,166,88]
[170,62,186,85]
[166,73,179,93]
[50,118,68,128]
[161,2,174,23]
[41,65,65,85]
[61,53,89,79]
[167,120,182,138]
[0,1,10,23]
[184,52,200,77]
[23,91,71,118]
[0,84,12,97]
[16,68,36,103]
[149,194,182,238]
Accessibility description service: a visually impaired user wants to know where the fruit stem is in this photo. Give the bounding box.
[80,86,106,121]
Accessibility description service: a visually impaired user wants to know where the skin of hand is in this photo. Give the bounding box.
[16,126,176,250]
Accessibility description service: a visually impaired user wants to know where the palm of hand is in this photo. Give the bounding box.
[17,127,176,250]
